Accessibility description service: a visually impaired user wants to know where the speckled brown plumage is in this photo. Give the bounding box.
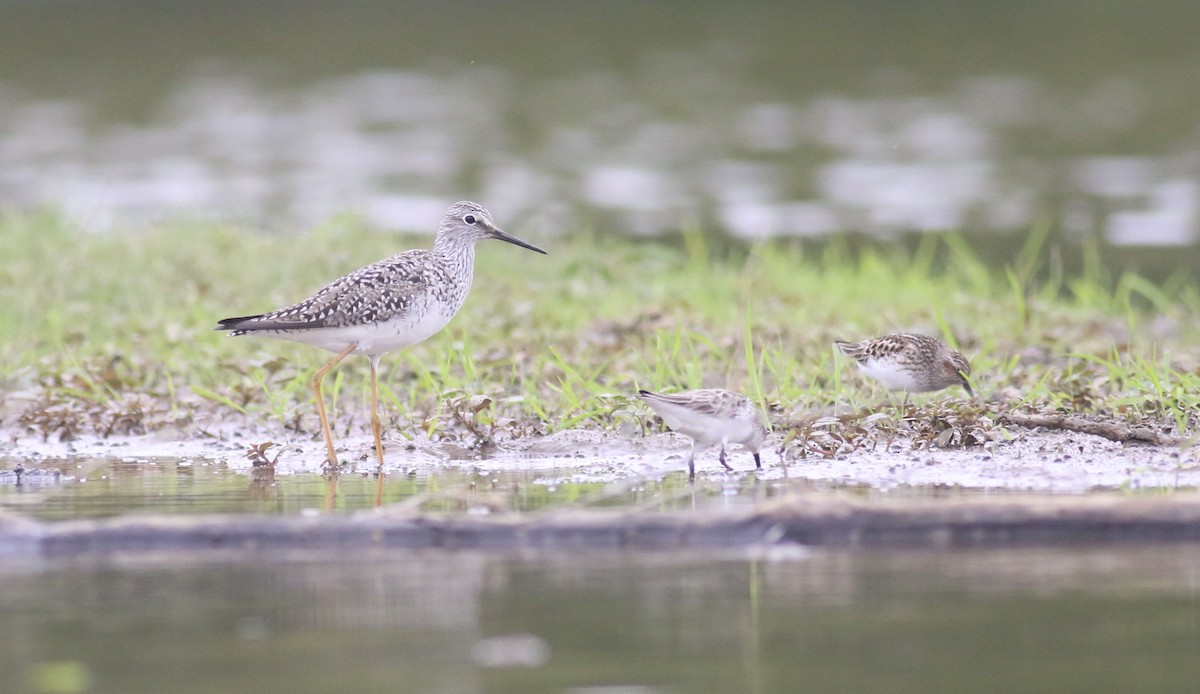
[217,201,545,353]
[834,333,973,396]
[216,201,546,480]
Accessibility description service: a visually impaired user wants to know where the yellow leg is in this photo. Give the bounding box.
[323,471,338,513]
[369,355,386,507]
[311,342,358,469]
[313,343,357,513]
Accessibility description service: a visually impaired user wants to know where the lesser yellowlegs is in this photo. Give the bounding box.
[834,333,973,398]
[636,388,767,479]
[217,201,546,502]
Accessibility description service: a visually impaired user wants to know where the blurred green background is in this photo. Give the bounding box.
[0,0,1196,259]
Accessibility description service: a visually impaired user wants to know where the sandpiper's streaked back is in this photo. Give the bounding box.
[834,333,973,397]
[217,201,546,494]
[636,388,767,479]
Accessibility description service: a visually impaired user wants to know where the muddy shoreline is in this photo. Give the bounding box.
[4,423,1197,493]
[3,420,1197,559]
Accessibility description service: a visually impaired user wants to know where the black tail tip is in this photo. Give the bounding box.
[637,389,653,397]
[215,314,262,332]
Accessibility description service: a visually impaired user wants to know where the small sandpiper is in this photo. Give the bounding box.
[834,333,973,398]
[636,388,767,479]
[217,201,546,499]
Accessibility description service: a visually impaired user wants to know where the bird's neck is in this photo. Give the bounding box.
[432,237,477,296]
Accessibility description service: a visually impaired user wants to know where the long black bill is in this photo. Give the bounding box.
[490,228,547,255]
[960,374,975,398]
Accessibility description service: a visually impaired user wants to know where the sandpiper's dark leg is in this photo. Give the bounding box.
[369,355,386,507]
[753,452,762,470]
[686,442,697,481]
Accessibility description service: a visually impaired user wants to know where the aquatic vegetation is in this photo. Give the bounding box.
[1,213,1197,453]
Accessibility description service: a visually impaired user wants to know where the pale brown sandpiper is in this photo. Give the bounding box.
[834,333,973,398]
[636,388,767,479]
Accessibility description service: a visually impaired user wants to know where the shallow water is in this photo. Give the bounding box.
[0,455,926,521]
[3,545,1200,694]
[4,457,1200,692]
[6,419,1196,508]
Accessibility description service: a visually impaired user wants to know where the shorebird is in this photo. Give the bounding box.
[834,333,973,399]
[636,388,767,479]
[217,201,546,496]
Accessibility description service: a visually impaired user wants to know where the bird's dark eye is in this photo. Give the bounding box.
[463,214,477,225]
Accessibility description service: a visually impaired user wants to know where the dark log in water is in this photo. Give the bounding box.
[5,493,1200,558]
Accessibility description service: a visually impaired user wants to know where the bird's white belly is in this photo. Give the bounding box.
[658,409,716,442]
[658,407,753,446]
[858,359,916,391]
[271,308,454,356]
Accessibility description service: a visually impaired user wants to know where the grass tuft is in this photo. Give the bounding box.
[1,213,1197,448]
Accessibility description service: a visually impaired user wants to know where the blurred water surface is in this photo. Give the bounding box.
[2,544,1199,693]
[3,461,1200,693]
[0,0,1197,249]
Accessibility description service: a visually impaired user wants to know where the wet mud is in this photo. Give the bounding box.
[0,420,1197,557]
[4,424,1196,493]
